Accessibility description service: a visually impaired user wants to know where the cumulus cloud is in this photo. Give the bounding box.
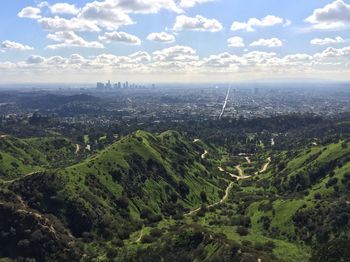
[305,0,350,29]
[152,45,198,62]
[250,38,283,48]
[173,15,223,32]
[227,37,245,47]
[147,32,175,43]
[203,52,243,69]
[1,40,34,51]
[231,15,284,32]
[49,3,80,15]
[179,0,214,8]
[99,31,141,45]
[18,6,41,19]
[38,16,100,32]
[311,36,345,45]
[78,2,134,30]
[26,55,45,64]
[80,0,183,15]
[46,31,104,49]
[1,45,350,81]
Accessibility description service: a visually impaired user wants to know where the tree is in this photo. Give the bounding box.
[200,191,207,203]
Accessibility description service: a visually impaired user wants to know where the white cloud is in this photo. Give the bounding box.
[203,52,243,68]
[37,2,49,8]
[311,36,345,45]
[173,15,223,32]
[49,3,80,15]
[284,19,292,27]
[227,37,245,47]
[305,0,350,29]
[147,32,175,43]
[81,0,183,15]
[46,31,104,49]
[99,31,141,45]
[231,15,284,32]
[152,45,198,62]
[1,40,33,51]
[117,0,183,14]
[179,0,214,8]
[26,55,45,64]
[38,16,100,32]
[250,38,283,48]
[79,2,134,30]
[18,6,41,19]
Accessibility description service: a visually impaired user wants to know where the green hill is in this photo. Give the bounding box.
[1,131,349,261]
[0,136,78,181]
[1,131,232,260]
[0,136,47,180]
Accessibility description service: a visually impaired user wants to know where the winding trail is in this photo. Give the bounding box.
[186,143,272,217]
[245,157,251,164]
[135,228,144,243]
[0,135,7,138]
[259,157,272,173]
[2,171,39,185]
[75,144,80,154]
[186,150,253,216]
[201,150,208,159]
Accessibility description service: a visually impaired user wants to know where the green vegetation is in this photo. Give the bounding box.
[0,118,349,261]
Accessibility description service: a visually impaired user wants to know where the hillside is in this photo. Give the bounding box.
[0,135,78,180]
[1,130,234,260]
[0,130,349,261]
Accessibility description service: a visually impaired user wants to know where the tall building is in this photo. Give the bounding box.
[106,80,112,89]
[96,82,105,89]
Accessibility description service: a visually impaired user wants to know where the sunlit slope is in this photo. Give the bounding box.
[0,136,78,180]
[12,131,226,237]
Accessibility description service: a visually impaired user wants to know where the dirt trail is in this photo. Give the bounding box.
[75,144,80,154]
[201,150,208,159]
[229,165,251,180]
[186,160,251,216]
[185,148,267,216]
[2,172,39,185]
[135,228,144,243]
[259,157,271,173]
[0,135,7,138]
[244,157,251,164]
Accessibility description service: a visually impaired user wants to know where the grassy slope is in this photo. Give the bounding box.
[0,136,47,179]
[234,140,350,261]
[0,135,79,180]
[40,130,226,224]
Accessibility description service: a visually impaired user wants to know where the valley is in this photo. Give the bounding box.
[0,114,349,261]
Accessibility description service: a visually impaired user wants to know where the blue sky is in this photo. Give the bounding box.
[0,0,349,83]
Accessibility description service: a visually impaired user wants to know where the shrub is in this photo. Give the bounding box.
[236,226,249,236]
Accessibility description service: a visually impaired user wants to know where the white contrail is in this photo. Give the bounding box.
[219,88,230,119]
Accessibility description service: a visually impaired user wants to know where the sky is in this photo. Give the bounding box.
[0,0,350,83]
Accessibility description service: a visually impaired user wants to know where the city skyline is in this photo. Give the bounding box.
[0,0,350,83]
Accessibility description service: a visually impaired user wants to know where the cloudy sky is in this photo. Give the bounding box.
[0,0,350,83]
